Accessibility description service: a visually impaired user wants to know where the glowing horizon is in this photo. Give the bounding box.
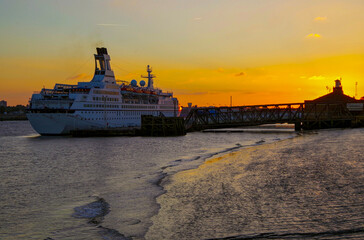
[0,0,363,106]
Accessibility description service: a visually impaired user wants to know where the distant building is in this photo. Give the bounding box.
[0,100,7,107]
[304,79,364,118]
[305,80,361,104]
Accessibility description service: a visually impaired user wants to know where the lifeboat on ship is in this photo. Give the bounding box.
[143,89,151,94]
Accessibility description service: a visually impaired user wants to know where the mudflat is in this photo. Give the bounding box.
[147,129,364,240]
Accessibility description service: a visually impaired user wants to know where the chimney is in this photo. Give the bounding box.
[333,79,343,94]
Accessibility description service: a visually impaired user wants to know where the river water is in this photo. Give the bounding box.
[0,121,297,240]
[147,128,364,240]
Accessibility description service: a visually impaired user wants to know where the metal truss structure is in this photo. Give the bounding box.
[184,102,360,131]
[185,103,304,131]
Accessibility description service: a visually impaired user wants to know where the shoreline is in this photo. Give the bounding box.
[146,128,364,239]
[155,132,300,190]
[140,131,299,240]
[0,115,27,121]
[156,131,302,193]
[146,133,302,239]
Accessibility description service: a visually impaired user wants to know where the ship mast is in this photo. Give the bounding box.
[141,65,155,89]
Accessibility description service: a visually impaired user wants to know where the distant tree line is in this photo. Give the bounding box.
[0,105,27,114]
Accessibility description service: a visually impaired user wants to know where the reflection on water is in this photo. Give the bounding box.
[0,121,296,239]
[147,128,364,240]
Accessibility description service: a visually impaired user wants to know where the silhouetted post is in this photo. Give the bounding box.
[295,122,302,131]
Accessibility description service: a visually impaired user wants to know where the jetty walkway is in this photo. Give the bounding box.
[184,102,364,132]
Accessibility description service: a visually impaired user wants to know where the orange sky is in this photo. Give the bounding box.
[0,0,363,106]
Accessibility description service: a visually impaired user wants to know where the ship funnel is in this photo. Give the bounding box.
[96,47,108,55]
[91,47,115,84]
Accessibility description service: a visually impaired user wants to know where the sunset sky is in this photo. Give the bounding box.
[0,0,364,106]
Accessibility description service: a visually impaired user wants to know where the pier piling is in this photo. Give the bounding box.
[141,115,186,136]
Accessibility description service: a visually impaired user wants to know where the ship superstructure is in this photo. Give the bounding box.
[27,48,178,135]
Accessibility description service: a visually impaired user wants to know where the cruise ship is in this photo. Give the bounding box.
[27,47,179,135]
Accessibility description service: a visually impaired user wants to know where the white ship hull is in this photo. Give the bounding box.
[27,110,176,135]
[27,113,100,135]
[27,113,74,135]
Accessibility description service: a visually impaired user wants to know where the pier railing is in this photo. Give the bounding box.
[184,102,358,131]
[185,103,304,131]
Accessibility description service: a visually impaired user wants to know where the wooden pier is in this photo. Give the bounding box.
[140,115,186,136]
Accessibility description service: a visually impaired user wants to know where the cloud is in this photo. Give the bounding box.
[308,75,326,81]
[235,72,246,77]
[216,68,225,73]
[215,68,246,77]
[67,73,91,81]
[188,91,208,95]
[306,33,321,39]
[97,23,128,27]
[193,17,202,21]
[175,90,209,95]
[314,16,327,22]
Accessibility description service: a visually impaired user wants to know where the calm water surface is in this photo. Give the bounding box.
[0,121,296,239]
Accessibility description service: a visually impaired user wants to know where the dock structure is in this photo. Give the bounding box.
[141,115,186,136]
[184,80,364,132]
[70,115,186,137]
[185,102,364,132]
[185,103,304,131]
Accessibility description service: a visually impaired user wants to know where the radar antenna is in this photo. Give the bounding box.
[141,65,155,89]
